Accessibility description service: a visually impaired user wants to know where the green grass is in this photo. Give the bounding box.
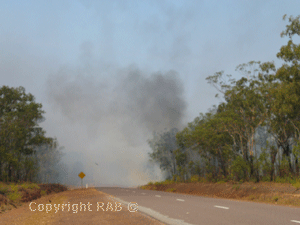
[191,175,200,183]
[217,180,226,184]
[161,180,175,185]
[292,180,300,190]
[20,182,40,190]
[166,188,176,192]
[7,191,21,202]
[9,184,19,192]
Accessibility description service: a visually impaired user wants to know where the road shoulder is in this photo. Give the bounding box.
[0,188,166,225]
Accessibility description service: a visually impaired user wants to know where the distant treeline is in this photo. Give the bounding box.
[148,14,300,183]
[0,86,62,183]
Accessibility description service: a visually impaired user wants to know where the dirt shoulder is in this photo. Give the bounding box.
[139,181,300,208]
[0,188,166,225]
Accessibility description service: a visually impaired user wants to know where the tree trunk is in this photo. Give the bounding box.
[295,157,299,177]
[8,164,12,182]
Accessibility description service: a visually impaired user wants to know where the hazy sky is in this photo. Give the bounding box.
[1,0,300,187]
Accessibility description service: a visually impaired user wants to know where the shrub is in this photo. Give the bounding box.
[7,192,21,202]
[205,173,213,182]
[232,185,240,191]
[191,175,200,183]
[292,180,300,190]
[217,180,226,184]
[230,155,250,181]
[0,184,9,195]
[261,176,270,182]
[166,188,176,192]
[21,182,40,190]
[161,180,174,185]
[272,196,279,202]
[248,195,256,200]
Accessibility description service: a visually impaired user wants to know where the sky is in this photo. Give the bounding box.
[1,0,300,187]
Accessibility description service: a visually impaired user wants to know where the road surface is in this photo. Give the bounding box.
[96,187,300,225]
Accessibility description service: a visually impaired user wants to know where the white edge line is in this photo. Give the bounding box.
[107,195,195,225]
[291,220,300,224]
[155,195,161,197]
[176,199,185,202]
[214,205,229,210]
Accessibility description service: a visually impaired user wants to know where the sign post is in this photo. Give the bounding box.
[78,172,86,188]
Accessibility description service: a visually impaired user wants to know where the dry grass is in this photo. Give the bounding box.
[139,180,300,208]
[0,182,67,213]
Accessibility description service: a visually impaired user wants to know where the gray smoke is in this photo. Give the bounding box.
[45,57,187,187]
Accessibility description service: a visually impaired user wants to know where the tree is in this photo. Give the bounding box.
[0,86,56,182]
[148,128,179,179]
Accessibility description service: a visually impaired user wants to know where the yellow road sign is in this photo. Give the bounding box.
[78,172,85,179]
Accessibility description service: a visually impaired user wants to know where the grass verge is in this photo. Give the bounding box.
[0,182,68,213]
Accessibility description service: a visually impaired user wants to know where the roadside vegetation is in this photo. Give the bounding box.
[139,175,300,207]
[144,14,300,207]
[0,182,67,213]
[0,62,68,214]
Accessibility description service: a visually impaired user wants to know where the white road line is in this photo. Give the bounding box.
[142,193,146,195]
[176,199,185,202]
[214,205,229,210]
[291,220,300,224]
[155,195,161,197]
[108,196,194,225]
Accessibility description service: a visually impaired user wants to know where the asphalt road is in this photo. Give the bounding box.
[96,187,300,225]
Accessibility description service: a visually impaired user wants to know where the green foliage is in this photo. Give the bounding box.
[154,182,162,186]
[166,188,176,192]
[148,128,179,178]
[190,175,200,183]
[147,181,153,185]
[217,180,226,184]
[0,85,61,183]
[7,184,21,202]
[10,184,19,192]
[20,182,40,189]
[7,192,21,202]
[272,196,279,202]
[292,180,300,190]
[40,190,47,196]
[261,176,271,182]
[146,14,300,185]
[230,156,250,181]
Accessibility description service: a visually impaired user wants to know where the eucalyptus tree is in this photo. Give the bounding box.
[0,85,55,182]
[256,15,300,176]
[148,128,179,179]
[206,62,270,181]
[275,15,300,175]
